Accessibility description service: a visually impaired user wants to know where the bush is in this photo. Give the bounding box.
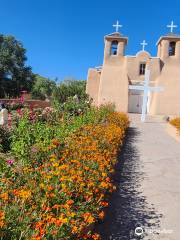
[31,74,56,100]
[0,126,11,152]
[0,109,129,239]
[10,110,56,166]
[170,117,180,133]
[58,96,91,116]
[53,80,87,104]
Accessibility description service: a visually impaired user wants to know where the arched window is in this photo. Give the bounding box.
[169,41,176,56]
[111,40,118,55]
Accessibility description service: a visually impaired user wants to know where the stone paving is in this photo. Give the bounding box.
[94,114,180,240]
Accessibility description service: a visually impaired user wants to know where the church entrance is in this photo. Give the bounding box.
[128,89,143,113]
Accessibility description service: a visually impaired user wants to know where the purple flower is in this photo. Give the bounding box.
[6,159,14,166]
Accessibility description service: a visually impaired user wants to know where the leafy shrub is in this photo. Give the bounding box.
[10,111,56,166]
[170,117,180,133]
[53,80,87,103]
[31,74,56,100]
[0,126,11,152]
[59,96,91,116]
[107,111,130,129]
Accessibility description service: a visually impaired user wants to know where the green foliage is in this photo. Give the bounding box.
[0,34,34,98]
[31,74,57,100]
[53,79,87,103]
[0,126,11,152]
[10,111,55,166]
[9,105,114,167]
[59,96,91,116]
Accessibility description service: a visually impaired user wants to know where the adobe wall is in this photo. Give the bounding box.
[98,58,129,112]
[150,57,180,115]
[126,51,161,83]
[86,68,101,105]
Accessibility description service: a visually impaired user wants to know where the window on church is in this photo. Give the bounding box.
[169,42,176,56]
[111,41,118,55]
[139,63,146,75]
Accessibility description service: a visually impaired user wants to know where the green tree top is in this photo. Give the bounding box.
[0,34,34,98]
[31,74,56,100]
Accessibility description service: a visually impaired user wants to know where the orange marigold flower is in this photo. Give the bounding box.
[18,190,31,200]
[35,221,44,230]
[47,186,54,191]
[52,138,60,146]
[83,212,95,224]
[92,233,101,240]
[72,225,78,234]
[0,192,8,201]
[100,201,109,207]
[52,204,61,209]
[0,211,5,228]
[66,199,74,205]
[98,211,105,220]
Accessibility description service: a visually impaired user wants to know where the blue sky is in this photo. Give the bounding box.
[1,0,180,81]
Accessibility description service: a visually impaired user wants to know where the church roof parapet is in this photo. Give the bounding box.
[156,33,180,45]
[104,32,128,44]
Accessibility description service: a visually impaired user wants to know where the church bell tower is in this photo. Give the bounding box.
[151,21,180,115]
[157,21,180,61]
[98,21,129,112]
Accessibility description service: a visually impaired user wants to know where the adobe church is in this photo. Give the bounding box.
[86,21,180,116]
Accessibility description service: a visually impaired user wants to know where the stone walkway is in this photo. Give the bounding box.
[94,114,180,240]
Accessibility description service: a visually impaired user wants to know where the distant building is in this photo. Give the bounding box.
[86,22,180,115]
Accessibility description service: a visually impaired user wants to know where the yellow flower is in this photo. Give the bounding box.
[39,183,45,188]
[53,163,59,167]
[18,190,31,200]
[0,192,8,201]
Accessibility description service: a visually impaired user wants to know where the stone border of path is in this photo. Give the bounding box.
[166,123,180,143]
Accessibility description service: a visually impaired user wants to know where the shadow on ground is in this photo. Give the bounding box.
[93,127,162,240]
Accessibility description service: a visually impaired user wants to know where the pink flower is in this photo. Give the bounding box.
[31,146,38,153]
[17,108,23,117]
[6,159,14,166]
[19,95,24,104]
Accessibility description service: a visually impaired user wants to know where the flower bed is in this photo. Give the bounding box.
[0,109,129,239]
[170,118,180,133]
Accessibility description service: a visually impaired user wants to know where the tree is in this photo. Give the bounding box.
[31,74,57,100]
[0,34,34,98]
[52,79,87,103]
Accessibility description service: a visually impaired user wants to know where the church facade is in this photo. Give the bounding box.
[86,22,180,116]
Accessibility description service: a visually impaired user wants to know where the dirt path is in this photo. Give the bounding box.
[94,114,180,240]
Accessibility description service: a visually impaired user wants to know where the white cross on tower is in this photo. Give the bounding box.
[129,69,164,122]
[167,21,178,33]
[140,40,148,51]
[113,20,122,32]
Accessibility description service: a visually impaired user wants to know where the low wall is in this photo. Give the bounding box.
[0,99,51,109]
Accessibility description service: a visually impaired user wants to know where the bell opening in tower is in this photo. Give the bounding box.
[169,41,176,56]
[110,40,118,55]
